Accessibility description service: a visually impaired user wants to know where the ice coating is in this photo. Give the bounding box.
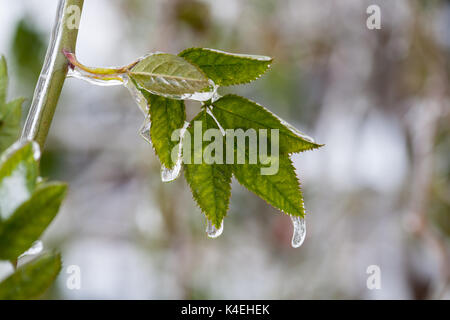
[206,219,224,238]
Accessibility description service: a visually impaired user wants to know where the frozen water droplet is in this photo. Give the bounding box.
[139,117,151,144]
[161,163,181,182]
[206,219,224,238]
[291,216,306,248]
[19,240,43,259]
[161,121,190,182]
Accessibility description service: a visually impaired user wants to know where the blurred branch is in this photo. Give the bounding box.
[21,0,84,149]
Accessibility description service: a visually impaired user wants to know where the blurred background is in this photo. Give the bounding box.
[0,0,448,299]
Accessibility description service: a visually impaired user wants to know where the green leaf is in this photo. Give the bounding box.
[211,94,321,154]
[0,56,7,105]
[0,56,23,153]
[180,48,273,86]
[147,94,186,169]
[129,53,211,97]
[233,155,305,217]
[0,142,38,221]
[0,98,24,153]
[0,252,62,300]
[0,183,67,260]
[184,110,232,228]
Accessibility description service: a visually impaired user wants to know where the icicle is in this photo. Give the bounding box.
[206,219,224,238]
[19,240,43,259]
[161,121,190,182]
[290,216,306,248]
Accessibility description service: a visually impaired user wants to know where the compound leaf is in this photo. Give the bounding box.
[0,252,62,300]
[179,48,273,86]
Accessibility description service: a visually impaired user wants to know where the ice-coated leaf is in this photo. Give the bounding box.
[0,56,23,153]
[211,94,321,154]
[0,142,38,221]
[129,53,211,97]
[0,252,62,300]
[146,93,186,169]
[184,110,232,228]
[0,183,67,260]
[233,155,305,217]
[179,48,273,86]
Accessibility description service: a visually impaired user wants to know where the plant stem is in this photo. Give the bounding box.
[21,0,84,149]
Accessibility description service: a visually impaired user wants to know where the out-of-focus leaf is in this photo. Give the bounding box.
[179,48,273,86]
[0,183,67,260]
[0,252,62,300]
[174,0,211,34]
[11,19,46,85]
[0,56,23,153]
[184,111,232,228]
[0,142,38,221]
[129,53,210,96]
[0,99,23,154]
[0,56,7,104]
